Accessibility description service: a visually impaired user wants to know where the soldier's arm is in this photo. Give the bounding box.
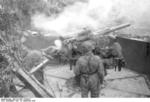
[73,59,81,76]
[97,57,105,84]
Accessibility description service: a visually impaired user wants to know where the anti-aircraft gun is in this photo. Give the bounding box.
[63,23,131,70]
[67,23,130,42]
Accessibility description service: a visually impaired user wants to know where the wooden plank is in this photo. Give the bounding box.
[16,68,54,97]
[31,74,55,97]
[30,58,49,74]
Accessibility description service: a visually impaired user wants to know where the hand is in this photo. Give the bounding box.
[100,83,105,89]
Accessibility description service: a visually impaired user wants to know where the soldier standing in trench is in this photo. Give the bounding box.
[108,35,124,71]
[73,41,105,97]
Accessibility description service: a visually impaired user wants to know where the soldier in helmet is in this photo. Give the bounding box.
[73,41,105,97]
[108,35,125,71]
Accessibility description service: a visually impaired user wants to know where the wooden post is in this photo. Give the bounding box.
[30,58,49,74]
[15,68,54,97]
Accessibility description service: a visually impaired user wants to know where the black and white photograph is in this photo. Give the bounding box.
[0,0,150,99]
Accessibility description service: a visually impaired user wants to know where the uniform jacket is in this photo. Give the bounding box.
[74,52,104,83]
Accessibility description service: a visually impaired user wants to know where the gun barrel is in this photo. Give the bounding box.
[94,23,131,35]
[65,23,131,42]
[109,23,131,31]
[103,23,131,35]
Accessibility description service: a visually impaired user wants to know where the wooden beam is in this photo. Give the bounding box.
[30,58,49,74]
[31,74,55,97]
[15,68,54,97]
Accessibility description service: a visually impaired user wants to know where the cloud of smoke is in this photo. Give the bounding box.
[31,0,150,36]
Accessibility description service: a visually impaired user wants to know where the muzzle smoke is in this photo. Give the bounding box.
[31,0,150,36]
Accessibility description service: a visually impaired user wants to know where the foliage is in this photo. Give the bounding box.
[0,0,27,97]
[0,0,87,97]
[44,0,87,16]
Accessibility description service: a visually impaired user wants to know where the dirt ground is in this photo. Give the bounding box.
[18,65,150,98]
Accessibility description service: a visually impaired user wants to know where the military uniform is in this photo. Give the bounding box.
[74,41,104,97]
[111,42,124,71]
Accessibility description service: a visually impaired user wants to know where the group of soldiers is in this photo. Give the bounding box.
[0,27,125,97]
[70,29,125,97]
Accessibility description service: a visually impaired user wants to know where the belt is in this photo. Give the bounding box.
[81,69,98,76]
[80,70,97,84]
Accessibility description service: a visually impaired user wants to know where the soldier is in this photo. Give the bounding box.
[23,50,44,84]
[73,41,105,97]
[108,35,124,71]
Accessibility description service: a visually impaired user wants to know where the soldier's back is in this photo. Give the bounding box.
[78,54,101,74]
